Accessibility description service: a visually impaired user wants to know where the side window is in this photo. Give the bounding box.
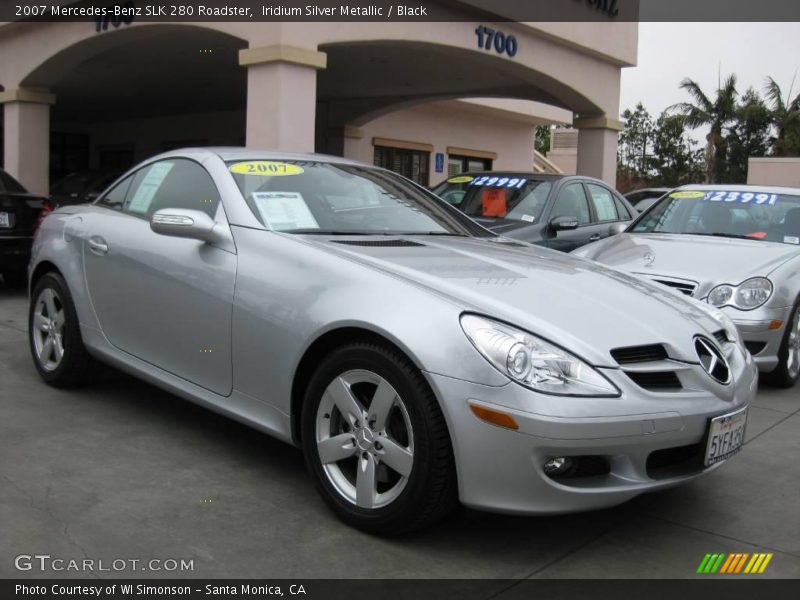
[586,183,619,222]
[96,174,134,211]
[123,159,220,219]
[613,195,632,220]
[551,183,591,225]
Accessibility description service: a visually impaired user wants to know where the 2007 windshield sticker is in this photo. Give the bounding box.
[469,175,527,189]
[704,190,778,204]
[447,175,474,184]
[229,161,304,176]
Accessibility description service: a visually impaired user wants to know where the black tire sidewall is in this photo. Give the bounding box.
[772,301,800,387]
[301,343,443,531]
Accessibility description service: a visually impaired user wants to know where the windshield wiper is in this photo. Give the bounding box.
[284,229,372,235]
[692,232,752,240]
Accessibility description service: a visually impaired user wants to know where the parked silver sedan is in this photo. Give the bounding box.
[28,150,757,534]
[574,185,800,387]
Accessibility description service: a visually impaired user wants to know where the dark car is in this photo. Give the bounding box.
[0,168,49,286]
[624,187,670,213]
[432,172,635,252]
[50,170,123,208]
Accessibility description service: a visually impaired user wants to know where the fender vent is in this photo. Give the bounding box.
[332,239,425,247]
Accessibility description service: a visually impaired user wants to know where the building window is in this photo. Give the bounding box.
[373,140,431,186]
[447,155,493,177]
[50,132,90,184]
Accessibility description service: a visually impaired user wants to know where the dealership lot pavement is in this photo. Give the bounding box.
[1,283,799,582]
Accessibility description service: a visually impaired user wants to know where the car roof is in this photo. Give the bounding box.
[150,147,367,167]
[674,183,800,196]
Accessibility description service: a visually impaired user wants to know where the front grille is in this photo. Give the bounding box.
[744,341,767,356]
[646,443,704,479]
[625,371,682,391]
[713,330,729,345]
[611,344,668,364]
[332,239,424,247]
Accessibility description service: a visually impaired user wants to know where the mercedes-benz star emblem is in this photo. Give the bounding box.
[694,336,731,384]
[643,252,655,267]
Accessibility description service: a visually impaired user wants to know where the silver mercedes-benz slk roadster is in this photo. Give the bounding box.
[28,149,757,534]
[573,185,800,388]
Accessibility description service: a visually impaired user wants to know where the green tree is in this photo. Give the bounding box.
[763,76,800,156]
[534,125,551,156]
[724,87,771,183]
[618,102,655,179]
[670,74,738,183]
[650,112,704,186]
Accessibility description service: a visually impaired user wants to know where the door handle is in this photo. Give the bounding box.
[88,236,109,255]
[589,234,602,241]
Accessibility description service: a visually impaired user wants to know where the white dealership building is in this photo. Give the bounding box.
[0,1,638,194]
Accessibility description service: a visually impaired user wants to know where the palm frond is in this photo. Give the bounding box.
[679,78,714,113]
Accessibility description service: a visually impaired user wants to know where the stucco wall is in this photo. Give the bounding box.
[344,102,535,186]
[747,158,800,187]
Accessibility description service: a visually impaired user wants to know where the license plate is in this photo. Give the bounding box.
[0,212,9,228]
[704,407,747,466]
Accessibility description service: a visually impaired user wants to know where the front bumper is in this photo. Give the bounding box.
[425,345,758,515]
[729,306,793,373]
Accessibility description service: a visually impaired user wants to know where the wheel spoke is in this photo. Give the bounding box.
[40,337,54,362]
[356,452,377,508]
[33,312,49,332]
[43,289,57,319]
[377,437,413,477]
[52,309,65,332]
[328,377,364,425]
[369,379,396,430]
[52,335,64,363]
[317,434,357,464]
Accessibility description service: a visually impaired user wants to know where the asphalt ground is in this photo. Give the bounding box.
[1,280,799,581]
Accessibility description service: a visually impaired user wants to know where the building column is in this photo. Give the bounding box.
[574,115,623,186]
[1,88,55,196]
[239,45,327,153]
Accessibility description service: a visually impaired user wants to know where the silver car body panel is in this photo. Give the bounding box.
[30,152,758,514]
[573,184,800,373]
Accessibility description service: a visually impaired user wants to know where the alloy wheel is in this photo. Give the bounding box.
[32,288,66,372]
[787,309,800,379]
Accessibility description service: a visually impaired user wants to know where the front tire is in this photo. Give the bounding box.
[764,301,800,388]
[29,272,93,387]
[301,341,457,535]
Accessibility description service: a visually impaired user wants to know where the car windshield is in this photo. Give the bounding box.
[631,190,800,245]
[433,175,552,223]
[227,160,490,236]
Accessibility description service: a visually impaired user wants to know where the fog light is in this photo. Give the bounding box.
[543,457,573,476]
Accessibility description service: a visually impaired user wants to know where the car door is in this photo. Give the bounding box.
[542,181,594,252]
[82,158,236,396]
[584,182,632,242]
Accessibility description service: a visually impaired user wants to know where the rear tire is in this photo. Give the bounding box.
[301,341,457,535]
[29,272,93,387]
[763,300,800,388]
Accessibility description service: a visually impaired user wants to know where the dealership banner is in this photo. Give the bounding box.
[3,0,800,23]
[3,579,800,599]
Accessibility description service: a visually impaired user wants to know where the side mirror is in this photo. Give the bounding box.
[549,215,580,232]
[150,208,219,243]
[608,222,628,236]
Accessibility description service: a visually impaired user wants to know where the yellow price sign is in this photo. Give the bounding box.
[447,175,474,184]
[229,161,304,176]
[669,191,706,199]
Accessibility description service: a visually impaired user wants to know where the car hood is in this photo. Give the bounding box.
[301,235,725,367]
[574,233,799,293]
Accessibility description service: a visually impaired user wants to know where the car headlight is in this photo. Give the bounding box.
[460,314,619,397]
[708,277,772,310]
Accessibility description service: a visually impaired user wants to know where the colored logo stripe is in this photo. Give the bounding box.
[698,552,773,574]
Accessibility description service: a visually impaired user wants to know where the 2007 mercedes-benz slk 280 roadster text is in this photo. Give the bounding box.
[28,149,757,534]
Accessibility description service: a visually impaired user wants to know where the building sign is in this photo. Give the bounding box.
[578,0,620,18]
[474,25,518,57]
[435,153,444,173]
[94,1,136,33]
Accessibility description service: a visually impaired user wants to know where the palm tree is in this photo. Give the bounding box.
[763,76,800,157]
[669,74,738,183]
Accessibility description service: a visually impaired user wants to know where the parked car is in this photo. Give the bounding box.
[0,168,49,287]
[50,170,123,208]
[573,185,800,387]
[431,172,635,252]
[29,150,756,534]
[624,187,670,213]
